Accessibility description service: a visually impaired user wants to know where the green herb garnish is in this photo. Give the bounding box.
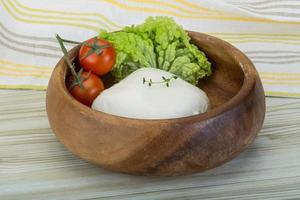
[143,76,178,87]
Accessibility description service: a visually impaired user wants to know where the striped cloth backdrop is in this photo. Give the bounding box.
[0,0,299,97]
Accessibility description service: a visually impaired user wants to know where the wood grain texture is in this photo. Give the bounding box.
[0,89,300,199]
[46,32,265,176]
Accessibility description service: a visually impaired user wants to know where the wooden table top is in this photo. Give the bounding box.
[1,89,300,200]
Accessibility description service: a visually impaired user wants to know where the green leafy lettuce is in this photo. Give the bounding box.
[99,16,211,85]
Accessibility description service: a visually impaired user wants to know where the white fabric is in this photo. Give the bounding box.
[0,0,299,97]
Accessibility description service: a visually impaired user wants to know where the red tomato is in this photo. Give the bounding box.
[68,72,104,106]
[79,38,116,76]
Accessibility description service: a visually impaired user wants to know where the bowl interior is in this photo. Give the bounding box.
[67,33,245,110]
[193,34,245,109]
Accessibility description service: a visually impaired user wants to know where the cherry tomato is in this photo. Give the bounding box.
[79,38,116,76]
[68,72,104,106]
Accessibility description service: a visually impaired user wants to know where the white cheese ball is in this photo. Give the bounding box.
[92,68,209,119]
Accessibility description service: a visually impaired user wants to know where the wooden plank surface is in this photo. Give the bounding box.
[0,89,300,200]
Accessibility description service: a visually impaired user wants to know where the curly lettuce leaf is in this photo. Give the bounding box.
[100,31,156,81]
[99,16,211,85]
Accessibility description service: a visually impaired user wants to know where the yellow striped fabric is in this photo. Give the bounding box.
[0,0,299,97]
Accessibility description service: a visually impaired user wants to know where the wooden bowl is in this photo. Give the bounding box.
[46,32,265,176]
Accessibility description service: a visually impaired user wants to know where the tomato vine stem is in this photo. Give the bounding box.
[56,34,85,89]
